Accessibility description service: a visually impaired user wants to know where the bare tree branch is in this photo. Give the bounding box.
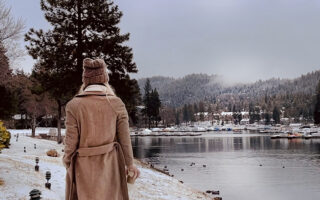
[0,0,25,42]
[0,0,25,66]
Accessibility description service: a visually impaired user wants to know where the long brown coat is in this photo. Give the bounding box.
[62,89,134,200]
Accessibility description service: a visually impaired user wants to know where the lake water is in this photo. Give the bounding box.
[131,132,320,200]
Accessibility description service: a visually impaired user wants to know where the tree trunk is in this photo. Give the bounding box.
[57,100,62,144]
[31,114,36,137]
[25,113,28,129]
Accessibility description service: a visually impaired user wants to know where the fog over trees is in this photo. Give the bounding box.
[138,71,320,121]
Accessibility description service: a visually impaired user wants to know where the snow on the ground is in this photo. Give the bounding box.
[0,135,212,200]
[8,128,66,136]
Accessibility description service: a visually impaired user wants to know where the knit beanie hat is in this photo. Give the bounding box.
[82,58,109,87]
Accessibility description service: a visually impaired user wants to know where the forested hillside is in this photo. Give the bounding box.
[138,70,320,120]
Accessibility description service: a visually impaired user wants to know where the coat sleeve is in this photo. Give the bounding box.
[115,98,134,166]
[62,102,79,168]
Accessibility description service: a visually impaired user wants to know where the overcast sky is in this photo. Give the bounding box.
[5,0,320,82]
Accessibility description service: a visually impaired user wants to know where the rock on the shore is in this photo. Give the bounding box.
[46,149,59,157]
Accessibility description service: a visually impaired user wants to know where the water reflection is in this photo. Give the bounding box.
[132,133,320,200]
[132,134,320,159]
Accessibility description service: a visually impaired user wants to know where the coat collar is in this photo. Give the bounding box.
[76,90,107,97]
[76,85,115,97]
[84,85,107,92]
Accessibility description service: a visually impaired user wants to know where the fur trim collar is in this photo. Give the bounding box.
[84,84,107,92]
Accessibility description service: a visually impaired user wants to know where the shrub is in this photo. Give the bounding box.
[0,121,11,152]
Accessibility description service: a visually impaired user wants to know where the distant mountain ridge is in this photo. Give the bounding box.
[137,70,320,111]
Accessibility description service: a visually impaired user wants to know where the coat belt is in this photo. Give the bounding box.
[68,142,129,200]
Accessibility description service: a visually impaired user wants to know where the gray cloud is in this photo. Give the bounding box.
[7,0,320,82]
[116,0,320,82]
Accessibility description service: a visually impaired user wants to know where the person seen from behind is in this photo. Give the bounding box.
[63,58,140,200]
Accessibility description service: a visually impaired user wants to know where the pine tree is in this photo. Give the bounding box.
[265,113,271,125]
[0,86,16,120]
[188,104,195,123]
[314,80,320,124]
[249,103,254,124]
[273,106,281,124]
[238,111,243,124]
[143,79,152,128]
[199,101,205,121]
[0,43,16,120]
[232,104,236,112]
[0,42,11,85]
[207,104,212,114]
[193,103,198,114]
[255,107,261,122]
[232,110,242,124]
[150,88,161,127]
[207,104,213,124]
[175,109,180,125]
[25,0,140,142]
[182,104,189,124]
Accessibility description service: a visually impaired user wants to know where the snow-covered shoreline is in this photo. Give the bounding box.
[0,135,213,200]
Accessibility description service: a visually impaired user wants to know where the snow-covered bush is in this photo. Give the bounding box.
[0,121,11,152]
